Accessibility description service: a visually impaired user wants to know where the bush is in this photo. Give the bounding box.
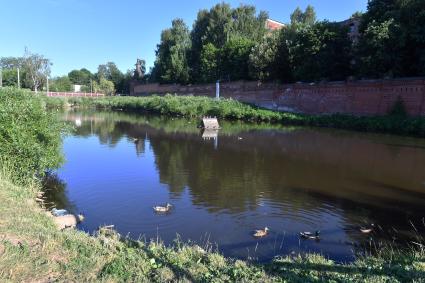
[0,87,65,183]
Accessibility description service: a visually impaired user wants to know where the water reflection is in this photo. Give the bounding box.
[44,110,425,262]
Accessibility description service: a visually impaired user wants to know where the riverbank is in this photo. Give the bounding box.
[45,95,425,137]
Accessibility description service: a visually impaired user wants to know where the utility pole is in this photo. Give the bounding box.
[0,68,2,88]
[17,68,20,88]
[90,79,93,93]
[46,76,49,96]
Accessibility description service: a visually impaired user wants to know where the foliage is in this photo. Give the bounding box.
[249,31,281,81]
[23,48,51,92]
[151,19,191,84]
[1,69,19,87]
[68,68,93,85]
[0,88,64,183]
[285,21,353,82]
[187,3,268,83]
[199,43,220,83]
[356,0,425,78]
[49,76,72,92]
[93,77,115,96]
[220,37,254,81]
[290,5,317,26]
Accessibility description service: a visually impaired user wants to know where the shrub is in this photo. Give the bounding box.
[0,87,65,183]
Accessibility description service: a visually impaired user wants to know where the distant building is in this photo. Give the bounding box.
[265,19,285,31]
[73,84,82,93]
[338,17,361,43]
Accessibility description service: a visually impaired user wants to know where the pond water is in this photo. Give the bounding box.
[43,109,425,263]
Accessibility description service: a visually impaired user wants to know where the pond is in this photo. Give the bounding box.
[43,109,425,263]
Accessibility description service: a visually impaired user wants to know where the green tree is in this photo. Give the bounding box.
[93,77,115,95]
[49,76,72,92]
[152,18,191,84]
[220,37,254,81]
[199,43,220,83]
[189,3,268,83]
[1,69,19,87]
[282,20,352,82]
[290,5,317,26]
[68,68,92,85]
[23,48,51,92]
[356,0,425,77]
[249,31,281,81]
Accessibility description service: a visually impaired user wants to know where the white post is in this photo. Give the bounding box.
[46,77,49,96]
[215,80,220,100]
[17,68,20,88]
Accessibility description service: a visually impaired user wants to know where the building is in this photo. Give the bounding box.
[338,17,361,43]
[265,19,285,31]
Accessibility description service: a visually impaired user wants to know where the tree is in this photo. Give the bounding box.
[249,31,281,81]
[199,43,220,83]
[356,0,425,78]
[23,48,51,92]
[68,68,92,85]
[220,37,254,81]
[93,77,115,95]
[290,5,316,26]
[49,76,72,92]
[189,3,268,83]
[152,18,191,84]
[1,69,19,87]
[283,21,352,82]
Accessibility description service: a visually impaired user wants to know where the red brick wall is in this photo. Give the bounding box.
[131,78,425,116]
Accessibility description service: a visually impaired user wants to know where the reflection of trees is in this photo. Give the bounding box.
[60,110,425,250]
[41,172,75,212]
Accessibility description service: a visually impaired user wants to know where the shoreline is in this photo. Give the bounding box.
[44,94,425,138]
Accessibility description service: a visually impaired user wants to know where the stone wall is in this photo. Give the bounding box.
[131,78,425,116]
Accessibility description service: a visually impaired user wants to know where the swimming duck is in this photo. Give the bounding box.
[253,227,269,237]
[153,203,172,213]
[360,224,375,234]
[300,231,320,240]
[132,138,139,143]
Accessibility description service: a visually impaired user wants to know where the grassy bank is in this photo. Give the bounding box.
[45,95,425,137]
[1,87,425,282]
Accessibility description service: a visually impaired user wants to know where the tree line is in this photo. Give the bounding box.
[0,51,147,95]
[150,0,425,85]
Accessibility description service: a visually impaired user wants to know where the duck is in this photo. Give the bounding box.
[153,203,172,213]
[360,224,375,234]
[253,227,269,238]
[132,138,139,143]
[300,231,320,240]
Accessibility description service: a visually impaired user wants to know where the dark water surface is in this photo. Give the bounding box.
[44,110,425,263]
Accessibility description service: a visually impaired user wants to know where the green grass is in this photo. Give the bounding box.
[44,94,425,137]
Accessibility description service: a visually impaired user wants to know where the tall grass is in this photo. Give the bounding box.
[45,94,425,137]
[0,88,66,184]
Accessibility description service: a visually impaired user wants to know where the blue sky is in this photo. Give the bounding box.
[0,0,367,77]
